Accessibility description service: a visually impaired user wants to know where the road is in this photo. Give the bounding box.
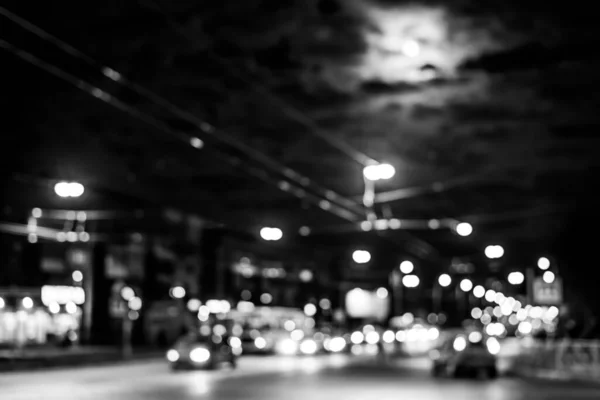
[1,354,599,400]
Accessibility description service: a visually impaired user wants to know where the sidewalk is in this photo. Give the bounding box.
[0,346,162,372]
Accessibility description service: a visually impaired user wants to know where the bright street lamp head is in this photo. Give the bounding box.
[485,245,504,259]
[352,250,371,264]
[260,227,283,241]
[508,271,525,285]
[473,285,485,298]
[460,279,473,292]
[438,274,452,287]
[377,164,395,180]
[54,181,84,198]
[402,274,419,288]
[537,257,550,270]
[399,260,414,274]
[455,222,473,237]
[363,163,395,181]
[543,271,555,284]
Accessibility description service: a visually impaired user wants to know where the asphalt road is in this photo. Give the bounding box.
[1,354,599,400]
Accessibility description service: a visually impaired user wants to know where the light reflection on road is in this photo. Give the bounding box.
[0,354,598,400]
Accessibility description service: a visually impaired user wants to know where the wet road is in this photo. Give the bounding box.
[1,354,599,400]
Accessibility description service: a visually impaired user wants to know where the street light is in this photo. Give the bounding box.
[438,274,452,287]
[72,270,83,283]
[170,286,186,299]
[54,181,85,198]
[260,227,282,241]
[455,222,473,237]
[376,287,389,299]
[399,260,414,274]
[304,303,317,316]
[508,271,525,285]
[190,137,204,149]
[543,271,555,284]
[485,245,504,259]
[352,250,371,264]
[473,285,485,298]
[402,275,420,288]
[460,279,473,292]
[537,257,550,270]
[120,286,135,301]
[363,163,396,181]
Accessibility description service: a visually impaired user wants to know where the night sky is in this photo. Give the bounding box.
[2,1,599,320]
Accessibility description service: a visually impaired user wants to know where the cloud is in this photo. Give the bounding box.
[299,0,520,92]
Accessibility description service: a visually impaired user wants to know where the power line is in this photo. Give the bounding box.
[0,39,363,226]
[142,0,377,167]
[0,5,366,219]
[0,8,440,259]
[0,8,443,260]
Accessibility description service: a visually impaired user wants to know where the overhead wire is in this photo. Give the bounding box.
[0,5,365,218]
[143,0,377,167]
[0,39,360,227]
[138,1,440,255]
[0,7,439,258]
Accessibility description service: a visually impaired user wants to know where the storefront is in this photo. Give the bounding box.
[0,286,83,347]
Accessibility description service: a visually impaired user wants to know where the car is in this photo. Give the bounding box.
[241,330,276,354]
[430,333,498,379]
[166,333,238,370]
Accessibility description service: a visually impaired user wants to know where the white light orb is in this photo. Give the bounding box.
[376,287,388,299]
[438,274,451,287]
[456,222,473,237]
[473,285,485,298]
[543,271,555,283]
[460,279,473,292]
[537,257,550,270]
[399,260,414,274]
[352,250,371,264]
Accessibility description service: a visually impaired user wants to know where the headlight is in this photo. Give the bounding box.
[468,331,483,343]
[365,331,380,344]
[328,337,346,353]
[350,331,364,344]
[189,347,211,363]
[486,337,501,355]
[276,338,298,355]
[453,336,467,352]
[300,339,318,355]
[254,337,267,349]
[229,337,242,349]
[166,349,179,362]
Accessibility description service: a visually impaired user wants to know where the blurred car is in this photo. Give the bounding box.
[323,335,349,354]
[241,330,276,354]
[273,336,326,356]
[430,333,498,378]
[166,333,239,370]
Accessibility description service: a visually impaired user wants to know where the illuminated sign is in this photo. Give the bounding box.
[345,288,389,321]
[533,277,563,305]
[41,286,85,306]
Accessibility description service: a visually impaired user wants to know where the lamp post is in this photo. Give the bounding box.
[362,163,395,222]
[390,270,403,317]
[526,257,557,305]
[433,274,452,313]
[390,261,419,317]
[455,278,473,319]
